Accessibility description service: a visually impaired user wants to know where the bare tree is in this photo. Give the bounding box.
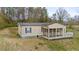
[56,8,69,24]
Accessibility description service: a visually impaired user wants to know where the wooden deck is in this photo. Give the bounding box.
[42,32,73,40]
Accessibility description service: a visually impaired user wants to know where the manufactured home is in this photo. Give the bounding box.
[18,23,73,39]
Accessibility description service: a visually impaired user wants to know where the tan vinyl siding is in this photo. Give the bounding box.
[20,26,43,37]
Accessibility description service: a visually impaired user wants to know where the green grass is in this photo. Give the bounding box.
[0,23,16,29]
[0,13,17,30]
[47,41,66,51]
[66,28,73,32]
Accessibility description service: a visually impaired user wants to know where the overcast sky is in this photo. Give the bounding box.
[47,7,79,17]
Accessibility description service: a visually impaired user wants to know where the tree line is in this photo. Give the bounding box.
[0,7,48,23]
[0,7,79,26]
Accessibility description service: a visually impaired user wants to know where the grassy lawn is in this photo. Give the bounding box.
[0,25,79,51]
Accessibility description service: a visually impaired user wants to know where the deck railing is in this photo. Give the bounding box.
[42,32,73,39]
[64,32,73,37]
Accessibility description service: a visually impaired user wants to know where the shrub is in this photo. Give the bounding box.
[38,42,43,46]
[34,46,38,49]
[0,23,17,29]
[17,34,20,38]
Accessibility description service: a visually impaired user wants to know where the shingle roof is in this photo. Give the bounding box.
[18,23,49,26]
[48,23,66,28]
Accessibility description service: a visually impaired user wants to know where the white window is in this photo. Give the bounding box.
[25,27,32,33]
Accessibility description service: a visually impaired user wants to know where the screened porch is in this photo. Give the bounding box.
[41,27,73,39]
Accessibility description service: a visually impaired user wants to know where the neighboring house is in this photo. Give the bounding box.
[18,23,73,39]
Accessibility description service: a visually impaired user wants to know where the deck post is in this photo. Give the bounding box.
[56,28,57,36]
[48,28,49,38]
[63,28,65,36]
